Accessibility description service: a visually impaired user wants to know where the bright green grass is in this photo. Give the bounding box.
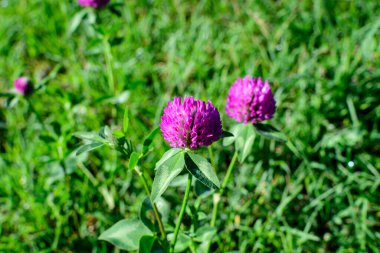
[1,0,380,252]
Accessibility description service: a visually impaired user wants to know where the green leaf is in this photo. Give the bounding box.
[235,124,255,162]
[223,124,257,160]
[0,92,14,98]
[139,236,155,253]
[6,96,18,108]
[39,135,56,143]
[193,226,217,252]
[194,226,217,242]
[139,197,170,227]
[129,152,141,171]
[123,107,129,134]
[154,197,170,224]
[286,140,302,158]
[184,152,220,189]
[109,6,122,18]
[223,125,240,146]
[194,179,212,197]
[154,148,183,170]
[139,198,157,232]
[67,9,88,36]
[139,235,165,253]
[73,131,104,142]
[108,91,130,104]
[170,232,191,252]
[99,218,152,251]
[142,127,160,155]
[221,130,234,138]
[112,129,124,139]
[254,123,287,142]
[151,150,185,202]
[99,126,113,142]
[76,142,104,156]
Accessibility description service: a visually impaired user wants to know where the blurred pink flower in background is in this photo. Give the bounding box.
[14,77,33,96]
[78,0,110,8]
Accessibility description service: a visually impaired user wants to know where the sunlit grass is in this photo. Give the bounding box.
[0,0,379,252]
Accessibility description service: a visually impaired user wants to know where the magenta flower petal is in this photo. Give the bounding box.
[160,96,223,149]
[78,0,110,8]
[226,76,276,124]
[14,77,33,95]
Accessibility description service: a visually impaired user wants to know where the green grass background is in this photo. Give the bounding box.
[1,0,380,252]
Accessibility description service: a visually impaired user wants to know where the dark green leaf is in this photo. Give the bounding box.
[98,218,152,251]
[151,150,185,202]
[254,123,287,142]
[109,6,122,18]
[109,36,124,46]
[184,152,220,189]
[142,127,160,155]
[194,179,212,197]
[39,135,56,143]
[139,198,156,232]
[221,130,234,138]
[139,236,155,253]
[0,92,14,98]
[139,235,166,253]
[76,142,104,156]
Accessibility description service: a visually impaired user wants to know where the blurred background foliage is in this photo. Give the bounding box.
[0,0,379,252]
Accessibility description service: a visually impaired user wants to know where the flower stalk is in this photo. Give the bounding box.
[170,174,193,253]
[134,167,167,240]
[208,151,238,251]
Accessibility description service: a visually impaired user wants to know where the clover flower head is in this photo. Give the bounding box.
[160,96,222,149]
[78,0,110,8]
[226,76,276,124]
[14,77,33,96]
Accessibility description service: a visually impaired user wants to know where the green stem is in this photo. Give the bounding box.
[170,174,192,253]
[210,194,220,227]
[134,168,167,240]
[220,151,238,195]
[208,145,216,170]
[207,151,238,251]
